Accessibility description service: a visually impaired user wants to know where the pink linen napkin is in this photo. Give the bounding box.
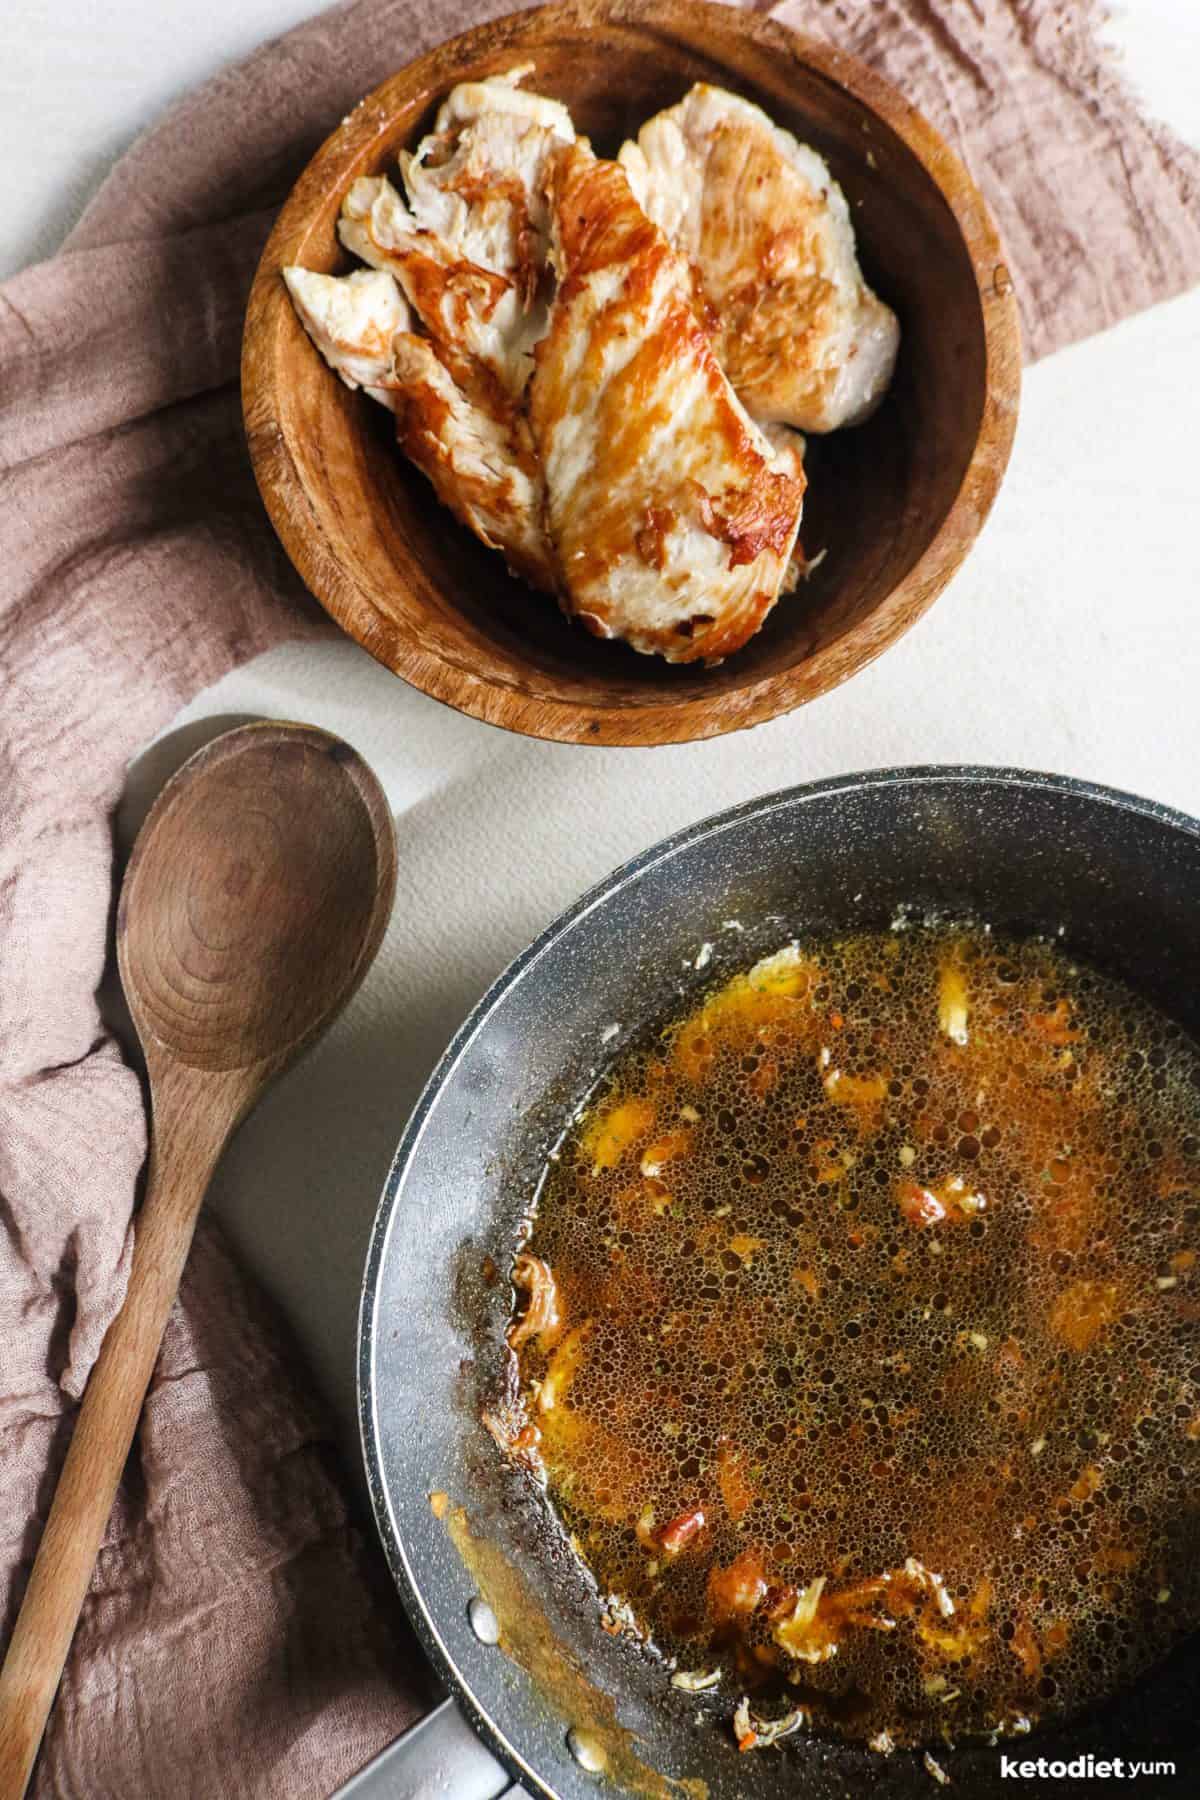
[1,1,1198,1793]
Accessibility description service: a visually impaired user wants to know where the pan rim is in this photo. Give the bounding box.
[359,763,1200,1795]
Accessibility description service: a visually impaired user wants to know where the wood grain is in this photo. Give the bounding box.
[0,723,396,1800]
[242,0,1021,746]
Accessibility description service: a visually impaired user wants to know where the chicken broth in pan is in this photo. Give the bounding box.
[496,926,1200,1751]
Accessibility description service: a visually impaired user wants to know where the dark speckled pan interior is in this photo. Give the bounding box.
[361,768,1200,1798]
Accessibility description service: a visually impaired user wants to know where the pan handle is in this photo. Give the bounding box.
[330,1695,532,1799]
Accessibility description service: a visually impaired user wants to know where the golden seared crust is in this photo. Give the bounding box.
[698,120,845,421]
[287,71,570,595]
[620,86,899,432]
[401,67,574,315]
[340,176,541,404]
[530,143,805,665]
[551,149,663,279]
[391,332,557,593]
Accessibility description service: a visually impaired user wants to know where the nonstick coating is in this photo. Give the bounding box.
[360,768,1200,1799]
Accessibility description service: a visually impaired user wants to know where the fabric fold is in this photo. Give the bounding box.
[0,212,277,473]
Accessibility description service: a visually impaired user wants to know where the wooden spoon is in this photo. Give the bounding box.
[0,721,397,1799]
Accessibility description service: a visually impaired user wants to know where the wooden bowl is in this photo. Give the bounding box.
[242,0,1021,747]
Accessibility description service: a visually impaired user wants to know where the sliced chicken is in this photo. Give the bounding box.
[288,68,573,590]
[529,143,806,664]
[400,63,574,300]
[619,84,899,432]
[389,332,557,592]
[281,266,411,408]
[285,74,832,652]
[339,174,539,401]
[339,66,572,401]
[283,270,555,592]
[431,62,574,143]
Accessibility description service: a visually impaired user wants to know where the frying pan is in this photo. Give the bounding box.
[350,768,1200,1799]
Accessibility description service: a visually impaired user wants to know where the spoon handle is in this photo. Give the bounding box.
[0,1097,230,1800]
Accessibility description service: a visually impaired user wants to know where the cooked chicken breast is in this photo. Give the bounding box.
[286,68,575,590]
[340,66,572,402]
[339,174,542,401]
[432,61,574,142]
[529,143,806,664]
[619,84,899,432]
[336,168,557,584]
[281,266,411,408]
[284,74,838,655]
[389,331,557,592]
[284,261,555,590]
[761,424,817,594]
[400,63,573,300]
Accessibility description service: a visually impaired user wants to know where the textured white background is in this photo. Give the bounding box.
[3,2,1199,1462]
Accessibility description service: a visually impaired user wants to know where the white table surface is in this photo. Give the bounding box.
[4,2,1200,1474]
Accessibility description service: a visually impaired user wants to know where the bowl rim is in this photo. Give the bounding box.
[242,0,1023,747]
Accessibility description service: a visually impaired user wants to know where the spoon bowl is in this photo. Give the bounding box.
[118,722,396,1075]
